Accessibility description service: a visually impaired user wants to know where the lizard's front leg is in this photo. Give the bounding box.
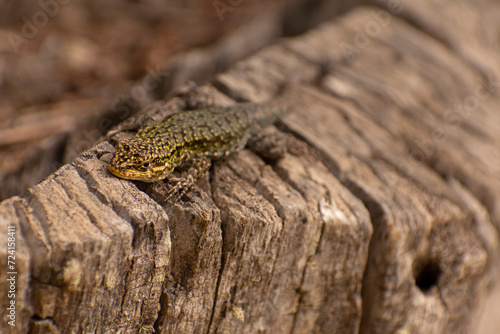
[166,155,211,202]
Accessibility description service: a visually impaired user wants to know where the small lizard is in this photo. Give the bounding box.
[108,88,292,201]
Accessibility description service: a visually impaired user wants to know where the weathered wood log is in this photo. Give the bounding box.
[1,4,500,334]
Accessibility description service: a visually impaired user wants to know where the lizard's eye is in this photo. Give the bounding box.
[143,163,150,168]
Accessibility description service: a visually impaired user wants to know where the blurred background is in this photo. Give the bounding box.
[0,0,361,200]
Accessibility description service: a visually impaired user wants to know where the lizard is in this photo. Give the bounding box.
[107,87,293,201]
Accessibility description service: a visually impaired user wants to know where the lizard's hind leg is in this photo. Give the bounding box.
[247,126,287,161]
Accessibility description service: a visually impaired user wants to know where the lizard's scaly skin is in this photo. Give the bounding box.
[108,96,289,200]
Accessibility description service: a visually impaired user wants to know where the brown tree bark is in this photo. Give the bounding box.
[1,2,500,333]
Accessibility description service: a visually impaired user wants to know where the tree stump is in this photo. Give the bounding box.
[1,3,500,334]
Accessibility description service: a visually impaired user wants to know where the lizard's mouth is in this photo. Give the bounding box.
[108,163,134,179]
[108,162,169,182]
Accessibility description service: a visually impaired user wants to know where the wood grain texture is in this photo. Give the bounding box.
[1,1,500,333]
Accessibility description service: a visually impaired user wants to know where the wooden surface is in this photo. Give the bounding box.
[1,1,500,333]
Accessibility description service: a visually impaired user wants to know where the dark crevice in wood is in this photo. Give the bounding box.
[119,260,137,312]
[153,289,170,333]
[414,258,441,293]
[29,316,59,333]
[205,176,225,334]
[30,315,53,321]
[205,256,224,334]
[341,178,385,334]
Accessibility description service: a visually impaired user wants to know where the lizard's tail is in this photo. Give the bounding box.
[254,84,300,126]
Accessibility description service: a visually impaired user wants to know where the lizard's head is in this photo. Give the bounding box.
[108,138,175,182]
